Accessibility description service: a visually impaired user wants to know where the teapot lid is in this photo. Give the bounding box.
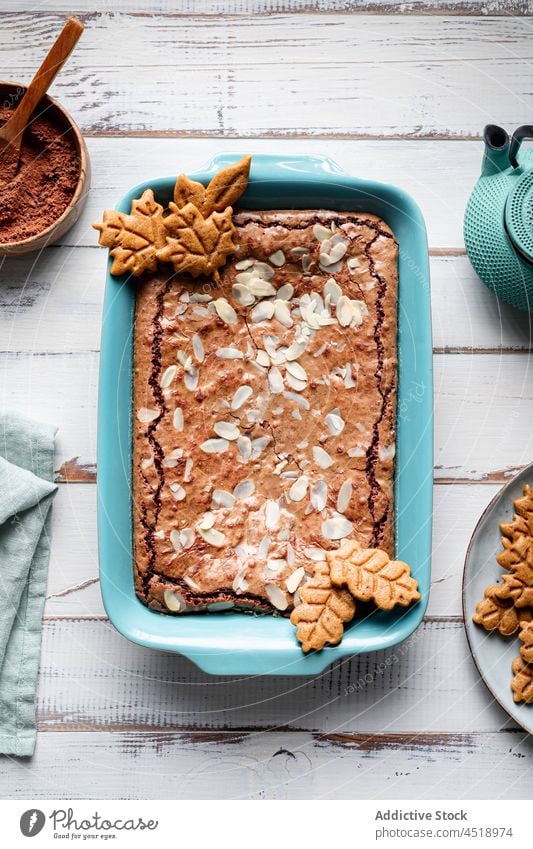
[505,170,533,263]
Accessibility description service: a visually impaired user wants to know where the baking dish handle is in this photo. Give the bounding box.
[197,152,350,182]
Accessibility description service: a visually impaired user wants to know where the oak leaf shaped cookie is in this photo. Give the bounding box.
[157,203,236,281]
[489,565,533,609]
[327,540,420,610]
[472,591,533,636]
[93,189,166,277]
[519,620,533,664]
[290,561,356,653]
[174,154,252,217]
[511,655,533,703]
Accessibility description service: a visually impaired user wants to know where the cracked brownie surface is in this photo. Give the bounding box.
[133,210,398,614]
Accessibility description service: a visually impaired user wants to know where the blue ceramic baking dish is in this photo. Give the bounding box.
[98,153,432,676]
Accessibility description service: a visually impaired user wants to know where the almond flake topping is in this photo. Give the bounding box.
[258,535,271,560]
[313,223,332,242]
[231,385,253,411]
[233,566,249,594]
[164,589,185,612]
[180,528,195,549]
[310,480,328,512]
[232,283,255,306]
[235,258,255,271]
[285,361,307,381]
[266,583,289,611]
[233,479,255,500]
[289,475,309,502]
[304,545,327,562]
[170,482,186,501]
[214,297,238,325]
[160,365,177,389]
[214,421,240,441]
[313,446,334,469]
[347,446,365,458]
[237,436,252,462]
[337,479,353,514]
[269,250,286,267]
[265,499,280,530]
[286,567,305,594]
[198,526,226,547]
[212,489,236,508]
[192,333,205,363]
[137,407,159,424]
[251,300,275,323]
[184,365,199,391]
[379,444,396,462]
[268,366,284,394]
[325,411,345,435]
[173,407,184,431]
[216,347,244,360]
[277,283,294,301]
[251,436,271,458]
[200,438,229,454]
[322,516,353,540]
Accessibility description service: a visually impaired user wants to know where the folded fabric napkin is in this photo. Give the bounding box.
[0,409,58,756]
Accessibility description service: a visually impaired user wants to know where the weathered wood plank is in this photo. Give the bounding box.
[4,2,532,15]
[1,730,530,799]
[2,351,531,482]
[45,483,500,616]
[3,246,531,354]
[35,617,513,734]
[0,14,530,137]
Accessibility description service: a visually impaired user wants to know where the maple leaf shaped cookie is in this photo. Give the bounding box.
[511,655,533,703]
[156,202,236,281]
[472,592,533,636]
[327,540,420,610]
[519,620,533,664]
[290,562,356,653]
[93,189,166,277]
[174,155,252,217]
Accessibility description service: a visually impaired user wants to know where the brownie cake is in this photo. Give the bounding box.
[133,210,398,615]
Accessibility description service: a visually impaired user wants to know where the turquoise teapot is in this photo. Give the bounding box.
[464,125,533,312]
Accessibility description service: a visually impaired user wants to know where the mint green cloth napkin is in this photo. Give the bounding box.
[0,410,58,756]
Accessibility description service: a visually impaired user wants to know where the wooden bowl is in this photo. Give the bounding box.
[0,81,90,256]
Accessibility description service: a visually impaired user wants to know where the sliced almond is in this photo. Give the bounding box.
[237,436,252,462]
[183,574,201,592]
[231,385,253,411]
[251,436,271,458]
[325,412,345,436]
[170,482,186,501]
[180,528,195,549]
[322,516,353,540]
[170,530,182,552]
[379,444,396,462]
[313,446,334,469]
[277,283,294,301]
[212,489,236,508]
[200,438,229,454]
[274,299,293,328]
[216,347,243,360]
[286,566,305,594]
[235,258,255,271]
[255,349,270,368]
[233,566,249,594]
[249,278,276,298]
[173,407,184,431]
[268,366,284,394]
[198,526,226,547]
[251,300,275,323]
[336,296,353,327]
[265,583,289,611]
[192,333,205,363]
[214,297,238,325]
[183,458,193,482]
[285,340,307,361]
[265,499,280,530]
[269,249,285,267]
[283,390,310,410]
[160,365,178,389]
[164,589,185,612]
[214,421,240,441]
[184,365,199,391]
[313,223,332,242]
[141,457,153,470]
[137,407,159,424]
[324,277,342,305]
[336,479,353,513]
[289,475,309,502]
[347,445,365,458]
[232,283,255,306]
[233,479,255,500]
[304,545,327,562]
[310,480,328,512]
[285,361,307,381]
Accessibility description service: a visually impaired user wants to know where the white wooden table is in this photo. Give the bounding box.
[1,1,533,800]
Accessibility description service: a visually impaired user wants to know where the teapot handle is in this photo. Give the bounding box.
[509,125,533,168]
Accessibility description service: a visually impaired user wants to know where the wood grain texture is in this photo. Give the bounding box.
[34,617,514,734]
[0,14,531,137]
[44,483,500,617]
[2,351,531,482]
[1,730,531,799]
[4,2,533,15]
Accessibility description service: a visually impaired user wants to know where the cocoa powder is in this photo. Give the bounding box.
[0,103,80,243]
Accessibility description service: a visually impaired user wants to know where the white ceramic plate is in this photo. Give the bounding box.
[463,463,533,733]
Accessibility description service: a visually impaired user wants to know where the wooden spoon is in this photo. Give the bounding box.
[0,17,84,183]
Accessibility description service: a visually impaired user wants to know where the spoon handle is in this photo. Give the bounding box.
[3,17,84,147]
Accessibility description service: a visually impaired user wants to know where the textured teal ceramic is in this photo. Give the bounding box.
[98,153,433,676]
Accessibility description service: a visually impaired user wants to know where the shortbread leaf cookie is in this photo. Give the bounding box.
[174,154,251,217]
[327,540,420,610]
[496,531,532,570]
[489,566,533,609]
[472,591,533,636]
[157,203,236,281]
[93,189,166,277]
[290,562,356,653]
[511,655,533,703]
[518,620,533,664]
